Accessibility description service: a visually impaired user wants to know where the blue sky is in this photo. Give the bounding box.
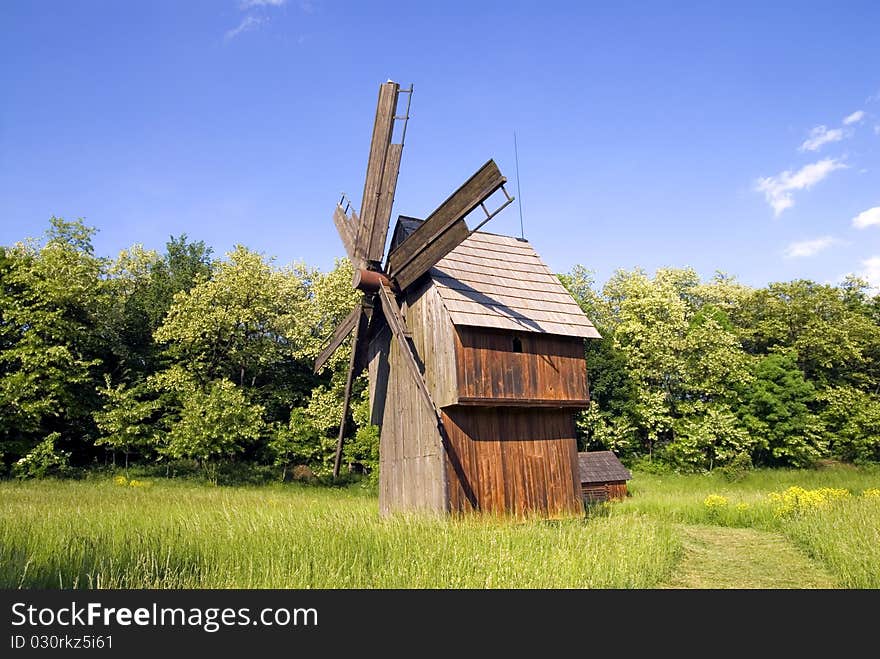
[2,1,879,291]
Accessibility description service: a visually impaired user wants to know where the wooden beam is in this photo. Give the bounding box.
[354,82,399,263]
[364,143,403,262]
[333,310,369,479]
[314,304,360,374]
[377,284,479,509]
[391,219,469,291]
[333,205,359,265]
[386,160,505,279]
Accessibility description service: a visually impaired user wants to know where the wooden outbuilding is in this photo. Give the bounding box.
[577,451,632,503]
[368,217,601,516]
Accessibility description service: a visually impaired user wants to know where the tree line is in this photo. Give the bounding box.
[1,218,878,481]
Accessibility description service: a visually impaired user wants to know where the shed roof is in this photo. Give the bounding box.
[577,451,632,484]
[391,217,600,339]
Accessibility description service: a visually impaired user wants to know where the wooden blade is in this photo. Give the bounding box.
[332,309,369,479]
[354,82,400,264]
[387,160,506,290]
[313,304,360,374]
[376,283,479,509]
[366,143,403,261]
[332,204,361,266]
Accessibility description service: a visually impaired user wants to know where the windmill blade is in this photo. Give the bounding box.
[354,81,406,265]
[332,307,370,479]
[386,159,508,291]
[314,304,361,374]
[332,203,361,267]
[376,283,479,508]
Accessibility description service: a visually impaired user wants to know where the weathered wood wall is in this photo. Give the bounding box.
[406,281,459,408]
[581,482,628,503]
[442,407,583,516]
[369,323,448,516]
[454,327,588,406]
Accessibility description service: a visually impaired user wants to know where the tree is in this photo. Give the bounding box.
[668,403,754,472]
[154,245,310,390]
[268,408,323,480]
[738,351,825,467]
[0,218,105,466]
[93,375,161,468]
[820,386,880,464]
[162,379,265,483]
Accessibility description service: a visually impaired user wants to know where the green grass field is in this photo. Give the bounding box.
[1,465,878,589]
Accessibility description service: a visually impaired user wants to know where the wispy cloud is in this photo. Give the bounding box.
[783,236,838,258]
[852,206,880,229]
[240,0,286,7]
[843,110,866,125]
[860,256,880,294]
[755,158,847,216]
[799,125,844,152]
[225,15,264,41]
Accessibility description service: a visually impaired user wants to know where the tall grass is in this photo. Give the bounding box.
[779,497,880,588]
[618,465,880,588]
[0,479,679,589]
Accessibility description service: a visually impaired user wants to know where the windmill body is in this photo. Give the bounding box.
[316,81,600,517]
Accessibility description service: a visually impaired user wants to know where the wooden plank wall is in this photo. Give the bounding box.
[582,482,628,503]
[455,327,588,405]
[442,407,583,517]
[369,321,448,516]
[406,281,459,408]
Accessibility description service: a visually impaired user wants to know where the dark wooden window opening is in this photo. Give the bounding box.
[512,336,523,353]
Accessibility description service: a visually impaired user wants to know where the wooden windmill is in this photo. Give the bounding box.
[315,81,600,517]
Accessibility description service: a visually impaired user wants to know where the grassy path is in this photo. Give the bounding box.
[661,525,838,589]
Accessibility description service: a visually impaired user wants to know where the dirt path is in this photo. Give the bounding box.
[661,524,838,589]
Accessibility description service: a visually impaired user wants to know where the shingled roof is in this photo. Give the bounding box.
[390,217,600,339]
[578,451,632,484]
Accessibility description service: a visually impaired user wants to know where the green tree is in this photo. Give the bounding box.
[667,403,754,472]
[0,218,105,466]
[820,386,880,464]
[154,245,309,390]
[738,352,825,467]
[162,379,265,483]
[93,375,161,468]
[268,408,323,480]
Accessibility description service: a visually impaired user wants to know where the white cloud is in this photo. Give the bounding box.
[783,236,837,258]
[843,110,865,125]
[240,0,286,7]
[755,158,847,216]
[799,125,844,152]
[225,15,264,40]
[860,256,880,294]
[852,206,880,229]
[875,125,880,135]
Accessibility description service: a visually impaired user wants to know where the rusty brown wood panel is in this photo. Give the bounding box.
[442,407,583,516]
[454,327,588,404]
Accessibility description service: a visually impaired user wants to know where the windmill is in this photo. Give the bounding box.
[315,81,514,476]
[316,81,599,516]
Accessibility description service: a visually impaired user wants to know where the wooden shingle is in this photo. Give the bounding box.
[577,451,632,484]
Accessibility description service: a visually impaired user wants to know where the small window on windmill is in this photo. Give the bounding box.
[512,335,523,353]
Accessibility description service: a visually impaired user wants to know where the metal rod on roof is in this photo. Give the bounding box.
[514,131,525,240]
